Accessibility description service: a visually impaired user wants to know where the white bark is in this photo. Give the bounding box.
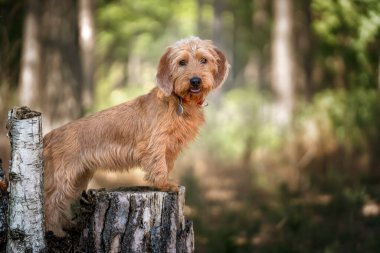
[271,0,295,126]
[0,159,8,250]
[6,107,45,253]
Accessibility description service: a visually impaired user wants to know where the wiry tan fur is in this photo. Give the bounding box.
[43,37,229,236]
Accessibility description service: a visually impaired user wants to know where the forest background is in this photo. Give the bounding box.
[1,0,380,252]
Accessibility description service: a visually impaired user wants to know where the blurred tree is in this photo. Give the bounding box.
[312,0,380,90]
[79,0,96,110]
[271,0,295,126]
[196,0,206,38]
[39,0,84,131]
[0,0,23,122]
[294,0,313,100]
[95,0,173,89]
[18,0,91,131]
[18,0,41,111]
[212,0,223,47]
[224,0,254,88]
[251,0,271,90]
[378,53,380,95]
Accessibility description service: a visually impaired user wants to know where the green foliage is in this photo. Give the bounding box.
[300,87,380,152]
[96,0,174,62]
[312,0,380,88]
[192,86,282,165]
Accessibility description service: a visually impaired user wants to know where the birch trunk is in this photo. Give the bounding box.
[0,159,8,251]
[6,107,45,253]
[76,186,194,253]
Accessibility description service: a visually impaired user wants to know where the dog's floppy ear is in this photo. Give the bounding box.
[213,47,229,88]
[156,47,173,96]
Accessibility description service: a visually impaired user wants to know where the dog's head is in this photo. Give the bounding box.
[156,37,229,102]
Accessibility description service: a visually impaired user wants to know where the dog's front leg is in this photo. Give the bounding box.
[142,149,179,192]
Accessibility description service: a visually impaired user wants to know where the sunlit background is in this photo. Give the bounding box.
[1,0,380,252]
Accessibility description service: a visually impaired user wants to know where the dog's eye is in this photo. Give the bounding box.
[179,60,187,66]
[200,58,207,64]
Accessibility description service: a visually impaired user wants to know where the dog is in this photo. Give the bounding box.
[43,37,229,236]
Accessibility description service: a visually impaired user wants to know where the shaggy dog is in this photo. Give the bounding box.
[43,37,229,236]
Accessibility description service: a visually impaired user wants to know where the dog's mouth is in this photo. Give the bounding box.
[189,87,201,94]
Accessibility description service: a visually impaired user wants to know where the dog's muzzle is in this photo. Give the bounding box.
[189,77,202,93]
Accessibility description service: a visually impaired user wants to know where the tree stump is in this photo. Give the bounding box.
[76,186,194,253]
[0,159,8,252]
[6,107,45,253]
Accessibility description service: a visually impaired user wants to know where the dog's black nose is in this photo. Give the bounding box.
[190,77,202,86]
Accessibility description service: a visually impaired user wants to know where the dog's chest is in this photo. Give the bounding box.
[166,111,204,151]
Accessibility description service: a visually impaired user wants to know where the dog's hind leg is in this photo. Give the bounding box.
[44,160,92,236]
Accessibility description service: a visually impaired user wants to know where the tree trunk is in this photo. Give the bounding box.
[18,0,42,111]
[0,159,8,252]
[6,107,45,253]
[197,0,205,38]
[271,0,295,127]
[212,0,223,47]
[293,0,313,100]
[18,0,86,133]
[40,0,83,131]
[252,0,271,89]
[78,0,95,110]
[76,187,194,253]
[378,53,380,97]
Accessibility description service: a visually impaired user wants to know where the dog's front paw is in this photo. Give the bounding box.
[155,180,179,192]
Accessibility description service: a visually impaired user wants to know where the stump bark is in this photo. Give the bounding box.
[76,186,194,253]
[0,159,8,252]
[6,107,45,253]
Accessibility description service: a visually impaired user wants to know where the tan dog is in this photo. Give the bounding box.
[43,37,229,236]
